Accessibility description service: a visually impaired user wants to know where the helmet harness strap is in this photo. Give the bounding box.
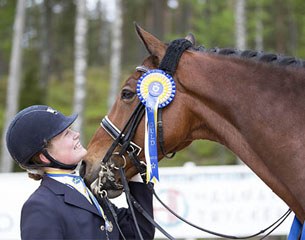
[41,149,78,170]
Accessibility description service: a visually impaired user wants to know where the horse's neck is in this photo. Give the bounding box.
[181,52,305,221]
[183,53,305,152]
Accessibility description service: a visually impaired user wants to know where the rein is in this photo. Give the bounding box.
[152,188,292,239]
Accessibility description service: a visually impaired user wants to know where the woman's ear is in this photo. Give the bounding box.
[39,153,51,164]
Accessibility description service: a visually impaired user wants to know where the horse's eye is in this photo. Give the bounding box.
[121,89,136,100]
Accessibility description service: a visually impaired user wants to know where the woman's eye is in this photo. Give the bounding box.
[121,89,135,100]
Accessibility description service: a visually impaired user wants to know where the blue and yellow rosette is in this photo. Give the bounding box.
[137,69,176,183]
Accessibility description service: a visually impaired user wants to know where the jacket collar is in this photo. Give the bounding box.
[41,175,102,217]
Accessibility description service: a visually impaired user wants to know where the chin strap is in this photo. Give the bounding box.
[41,149,78,170]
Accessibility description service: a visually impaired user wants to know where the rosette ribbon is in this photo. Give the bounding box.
[137,69,176,183]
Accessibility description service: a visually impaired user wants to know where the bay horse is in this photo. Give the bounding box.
[82,24,305,229]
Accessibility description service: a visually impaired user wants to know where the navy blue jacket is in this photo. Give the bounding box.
[21,176,155,239]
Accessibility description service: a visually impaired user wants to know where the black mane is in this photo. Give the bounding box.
[195,45,305,68]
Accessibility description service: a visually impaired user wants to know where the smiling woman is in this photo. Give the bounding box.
[5,104,155,240]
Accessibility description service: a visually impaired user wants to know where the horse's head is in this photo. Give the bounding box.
[81,24,197,198]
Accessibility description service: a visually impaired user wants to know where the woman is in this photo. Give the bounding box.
[6,105,155,240]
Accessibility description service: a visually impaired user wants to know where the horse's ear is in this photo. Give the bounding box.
[134,22,166,60]
[185,33,195,46]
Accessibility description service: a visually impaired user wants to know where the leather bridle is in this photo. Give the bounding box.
[90,101,146,198]
[91,60,179,197]
[93,76,176,239]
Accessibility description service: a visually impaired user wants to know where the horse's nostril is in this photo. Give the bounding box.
[79,161,86,178]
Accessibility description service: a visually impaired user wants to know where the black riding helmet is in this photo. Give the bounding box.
[6,105,78,170]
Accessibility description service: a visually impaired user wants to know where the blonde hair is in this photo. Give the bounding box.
[26,168,44,181]
[20,153,44,180]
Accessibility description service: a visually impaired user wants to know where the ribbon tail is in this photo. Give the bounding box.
[145,108,151,183]
[145,95,160,183]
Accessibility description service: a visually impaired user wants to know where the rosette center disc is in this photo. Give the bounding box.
[148,81,163,97]
[137,69,176,108]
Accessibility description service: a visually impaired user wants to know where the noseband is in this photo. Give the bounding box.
[101,116,142,156]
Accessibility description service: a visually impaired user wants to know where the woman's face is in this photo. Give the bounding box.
[47,128,87,166]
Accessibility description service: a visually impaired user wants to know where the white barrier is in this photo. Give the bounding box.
[0,165,293,239]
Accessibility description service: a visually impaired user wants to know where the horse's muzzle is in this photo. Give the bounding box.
[89,159,125,199]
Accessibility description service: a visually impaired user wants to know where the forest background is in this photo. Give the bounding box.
[1,0,305,172]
